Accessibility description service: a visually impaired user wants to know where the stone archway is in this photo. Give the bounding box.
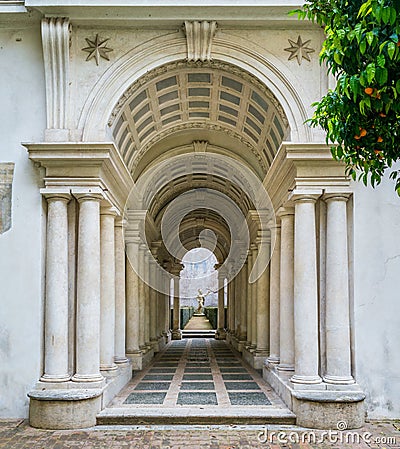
[25,21,365,430]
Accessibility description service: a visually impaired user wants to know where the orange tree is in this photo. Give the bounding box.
[294,0,400,193]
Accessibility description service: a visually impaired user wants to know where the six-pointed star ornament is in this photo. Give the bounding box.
[284,35,315,65]
[82,34,113,65]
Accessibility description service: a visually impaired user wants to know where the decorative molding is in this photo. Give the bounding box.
[108,60,288,129]
[183,20,217,62]
[82,34,113,66]
[284,36,315,65]
[193,140,208,153]
[41,17,70,132]
[0,162,15,235]
[130,121,267,173]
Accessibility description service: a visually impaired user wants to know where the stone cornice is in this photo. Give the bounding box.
[263,142,350,212]
[24,2,309,28]
[23,142,134,214]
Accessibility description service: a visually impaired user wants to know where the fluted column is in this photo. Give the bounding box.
[268,224,281,364]
[40,193,70,382]
[256,238,270,355]
[125,240,141,357]
[216,271,226,338]
[323,193,355,384]
[100,207,118,373]
[250,244,258,349]
[114,218,129,364]
[246,250,253,346]
[172,267,182,339]
[228,273,235,334]
[72,194,103,383]
[277,207,295,372]
[291,193,322,385]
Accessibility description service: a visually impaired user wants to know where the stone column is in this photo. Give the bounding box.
[113,219,128,364]
[256,239,270,356]
[72,194,104,383]
[234,267,241,337]
[100,207,118,373]
[138,245,146,350]
[125,240,141,357]
[291,193,322,385]
[40,193,70,382]
[250,244,258,349]
[246,250,253,347]
[267,224,281,364]
[114,218,129,364]
[216,271,226,339]
[228,273,235,334]
[277,208,295,372]
[323,193,355,384]
[239,262,247,341]
[163,269,171,337]
[149,259,158,347]
[144,252,151,347]
[171,267,182,339]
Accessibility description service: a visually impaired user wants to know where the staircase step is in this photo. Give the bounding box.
[97,407,296,426]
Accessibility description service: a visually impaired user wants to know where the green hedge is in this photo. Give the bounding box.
[180,306,195,329]
[204,307,218,329]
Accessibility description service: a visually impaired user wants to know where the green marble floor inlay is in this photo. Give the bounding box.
[142,374,174,381]
[148,368,177,373]
[222,373,253,380]
[124,392,167,404]
[228,392,271,405]
[182,374,213,381]
[135,382,171,390]
[184,367,212,373]
[177,392,218,405]
[224,381,261,390]
[181,382,215,390]
[219,367,248,373]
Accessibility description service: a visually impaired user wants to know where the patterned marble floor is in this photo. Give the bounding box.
[109,339,287,410]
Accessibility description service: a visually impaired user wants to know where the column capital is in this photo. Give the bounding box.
[40,188,71,201]
[100,205,118,216]
[114,217,127,228]
[322,192,351,203]
[289,189,322,203]
[277,206,295,218]
[74,193,103,203]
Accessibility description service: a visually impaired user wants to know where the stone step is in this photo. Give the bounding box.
[97,407,296,426]
[182,330,216,338]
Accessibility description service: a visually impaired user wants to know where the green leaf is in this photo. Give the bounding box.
[366,31,375,46]
[360,39,367,54]
[377,54,385,67]
[387,41,396,59]
[382,6,391,24]
[366,63,376,83]
[396,79,400,94]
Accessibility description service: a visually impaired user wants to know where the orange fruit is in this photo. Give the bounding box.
[360,128,367,137]
[377,136,383,142]
[379,112,386,117]
[364,87,374,95]
[354,135,361,140]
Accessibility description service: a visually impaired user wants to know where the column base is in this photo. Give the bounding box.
[323,374,355,385]
[171,329,182,340]
[263,362,365,429]
[40,374,71,383]
[215,328,226,340]
[267,355,280,364]
[28,389,102,430]
[126,350,143,370]
[100,364,119,377]
[114,356,130,365]
[277,363,294,372]
[290,374,322,385]
[71,373,105,384]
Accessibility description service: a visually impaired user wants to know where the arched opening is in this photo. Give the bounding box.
[180,248,218,333]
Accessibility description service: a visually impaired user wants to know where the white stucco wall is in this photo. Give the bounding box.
[0,22,46,418]
[352,175,400,418]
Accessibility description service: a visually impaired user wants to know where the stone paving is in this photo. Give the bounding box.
[1,420,400,448]
[107,339,283,413]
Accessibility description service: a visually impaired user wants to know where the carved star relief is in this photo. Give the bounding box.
[284,36,315,65]
[82,34,113,65]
